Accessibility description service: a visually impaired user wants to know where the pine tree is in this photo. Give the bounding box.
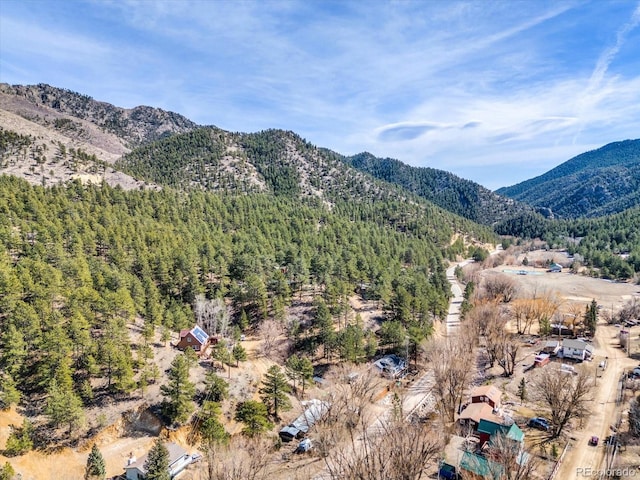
[584,299,598,336]
[517,378,527,403]
[203,370,229,403]
[144,438,170,480]
[160,353,196,424]
[198,401,230,446]
[259,365,291,419]
[45,378,85,433]
[84,444,106,480]
[232,343,247,367]
[0,462,16,480]
[234,400,273,437]
[0,373,21,409]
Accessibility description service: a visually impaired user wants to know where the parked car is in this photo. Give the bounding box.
[589,436,599,446]
[528,417,550,431]
[438,462,462,480]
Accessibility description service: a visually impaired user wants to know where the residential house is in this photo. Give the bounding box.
[476,419,524,449]
[460,451,503,480]
[279,399,330,442]
[176,325,210,353]
[373,354,407,379]
[470,385,502,409]
[125,442,192,480]
[548,263,562,273]
[458,402,503,430]
[460,420,526,479]
[561,339,593,362]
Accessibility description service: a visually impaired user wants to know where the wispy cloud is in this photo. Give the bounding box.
[1,0,639,189]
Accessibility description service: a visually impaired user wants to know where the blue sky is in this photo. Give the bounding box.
[1,0,639,190]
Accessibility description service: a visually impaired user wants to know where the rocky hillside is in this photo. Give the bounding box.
[0,83,196,188]
[496,139,640,218]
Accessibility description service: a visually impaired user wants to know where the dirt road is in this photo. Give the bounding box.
[555,323,637,479]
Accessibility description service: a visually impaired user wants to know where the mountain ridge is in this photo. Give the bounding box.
[496,139,640,218]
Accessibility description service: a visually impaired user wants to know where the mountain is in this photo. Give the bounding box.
[496,139,640,218]
[341,152,535,226]
[0,83,196,188]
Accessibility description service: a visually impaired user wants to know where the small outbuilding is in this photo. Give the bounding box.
[541,340,561,355]
[534,353,550,367]
[279,399,330,442]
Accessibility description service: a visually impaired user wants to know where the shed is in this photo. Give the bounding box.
[541,340,561,355]
[534,353,550,367]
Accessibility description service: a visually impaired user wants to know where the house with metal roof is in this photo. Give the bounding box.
[460,451,503,479]
[372,354,407,379]
[124,442,192,479]
[477,419,524,448]
[177,325,210,353]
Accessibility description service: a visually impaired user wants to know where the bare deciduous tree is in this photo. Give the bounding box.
[258,319,284,359]
[481,273,519,303]
[426,335,474,423]
[194,295,230,337]
[533,367,593,439]
[322,420,442,480]
[483,430,539,480]
[201,436,270,480]
[496,336,520,377]
[511,288,562,335]
[629,395,640,437]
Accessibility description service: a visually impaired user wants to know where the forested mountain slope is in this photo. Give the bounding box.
[0,174,491,439]
[115,127,496,241]
[341,152,535,225]
[496,139,640,218]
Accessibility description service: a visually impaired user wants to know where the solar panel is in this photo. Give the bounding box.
[191,325,209,344]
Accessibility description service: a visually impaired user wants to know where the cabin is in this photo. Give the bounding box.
[124,442,191,480]
[176,325,210,353]
[470,385,502,409]
[279,399,330,442]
